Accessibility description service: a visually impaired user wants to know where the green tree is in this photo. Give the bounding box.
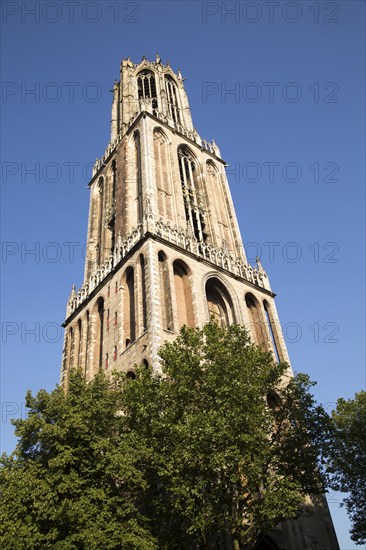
[328,391,366,545]
[120,322,332,549]
[0,323,332,550]
[0,371,157,550]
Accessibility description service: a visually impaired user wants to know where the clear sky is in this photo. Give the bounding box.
[1,1,365,548]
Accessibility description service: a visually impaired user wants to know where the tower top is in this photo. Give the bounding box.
[93,55,221,180]
[120,54,184,79]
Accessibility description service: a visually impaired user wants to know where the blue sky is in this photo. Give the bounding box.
[1,1,365,548]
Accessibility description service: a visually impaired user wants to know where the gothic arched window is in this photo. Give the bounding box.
[123,267,136,347]
[133,131,143,224]
[140,254,147,331]
[154,128,173,220]
[91,297,105,375]
[165,75,181,124]
[206,161,231,248]
[158,251,173,331]
[178,147,207,242]
[95,176,104,266]
[173,260,195,329]
[245,293,267,349]
[263,300,282,362]
[76,318,82,369]
[137,70,158,111]
[84,310,90,378]
[205,278,235,327]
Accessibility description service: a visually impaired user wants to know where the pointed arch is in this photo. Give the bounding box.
[140,254,147,331]
[206,161,232,248]
[89,176,105,267]
[133,131,143,224]
[76,318,82,369]
[91,297,105,375]
[158,251,173,331]
[263,300,282,362]
[165,74,181,124]
[245,293,267,349]
[123,266,136,347]
[173,259,195,328]
[83,310,90,378]
[137,69,158,111]
[205,277,236,327]
[154,128,173,220]
[178,145,207,242]
[69,326,75,369]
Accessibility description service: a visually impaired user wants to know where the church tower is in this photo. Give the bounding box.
[61,55,339,550]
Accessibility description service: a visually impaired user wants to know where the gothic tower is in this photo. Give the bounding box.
[61,55,339,550]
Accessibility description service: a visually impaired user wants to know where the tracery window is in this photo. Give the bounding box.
[178,147,207,242]
[165,75,181,124]
[137,70,158,111]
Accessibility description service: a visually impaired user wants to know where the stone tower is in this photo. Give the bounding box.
[61,55,339,550]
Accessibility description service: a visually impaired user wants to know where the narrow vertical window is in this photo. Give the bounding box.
[134,132,143,224]
[178,147,207,242]
[97,176,104,265]
[91,297,105,374]
[77,318,82,369]
[173,260,195,328]
[154,129,173,220]
[263,300,281,363]
[159,251,173,331]
[69,327,75,370]
[165,75,181,124]
[137,70,158,111]
[110,160,117,252]
[124,267,136,347]
[140,254,147,331]
[206,162,231,248]
[97,298,104,370]
[245,294,267,349]
[84,310,90,378]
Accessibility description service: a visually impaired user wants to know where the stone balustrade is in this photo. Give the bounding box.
[66,217,270,319]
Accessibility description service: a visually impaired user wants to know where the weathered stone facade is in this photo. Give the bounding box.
[61,55,339,550]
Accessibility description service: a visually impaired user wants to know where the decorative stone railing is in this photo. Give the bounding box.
[92,108,220,178]
[66,215,270,320]
[66,224,143,318]
[155,219,269,288]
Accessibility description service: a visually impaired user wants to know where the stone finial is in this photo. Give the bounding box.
[256,257,266,275]
[177,69,182,80]
[156,53,161,64]
[186,221,194,239]
[144,197,152,218]
[69,284,76,301]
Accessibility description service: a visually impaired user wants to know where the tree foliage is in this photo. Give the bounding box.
[327,391,366,545]
[0,372,157,549]
[0,323,332,549]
